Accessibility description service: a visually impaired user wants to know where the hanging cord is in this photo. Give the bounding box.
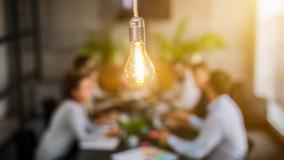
[133,0,138,17]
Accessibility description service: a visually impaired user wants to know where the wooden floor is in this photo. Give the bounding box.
[248,129,284,160]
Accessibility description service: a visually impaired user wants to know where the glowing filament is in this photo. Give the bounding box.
[124,42,155,86]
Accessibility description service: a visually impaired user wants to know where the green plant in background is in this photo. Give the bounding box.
[153,18,225,62]
[79,33,119,64]
[120,117,148,136]
[78,32,128,92]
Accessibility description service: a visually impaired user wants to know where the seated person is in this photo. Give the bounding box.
[36,70,118,160]
[73,55,106,99]
[73,55,122,113]
[162,60,201,110]
[159,71,248,160]
[162,62,209,127]
[191,62,210,118]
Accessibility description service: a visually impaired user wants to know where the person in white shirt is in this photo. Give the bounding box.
[190,63,210,118]
[159,71,248,160]
[162,61,201,110]
[36,70,117,160]
[72,55,123,113]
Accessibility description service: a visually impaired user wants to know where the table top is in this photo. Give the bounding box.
[80,99,197,160]
[79,148,191,160]
[79,133,194,160]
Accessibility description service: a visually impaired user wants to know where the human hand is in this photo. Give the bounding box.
[157,130,170,144]
[108,111,119,121]
[163,115,179,128]
[106,126,120,138]
[95,112,119,125]
[95,116,111,124]
[168,111,190,122]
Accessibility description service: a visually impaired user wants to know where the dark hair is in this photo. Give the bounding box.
[73,55,97,70]
[62,70,92,99]
[192,62,207,72]
[208,71,231,95]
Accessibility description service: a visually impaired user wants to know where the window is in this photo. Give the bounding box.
[0,0,42,121]
[0,0,8,120]
[255,0,284,135]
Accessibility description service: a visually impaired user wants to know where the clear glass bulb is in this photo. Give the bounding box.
[124,41,155,86]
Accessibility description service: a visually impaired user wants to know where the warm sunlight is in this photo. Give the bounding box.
[0,0,284,160]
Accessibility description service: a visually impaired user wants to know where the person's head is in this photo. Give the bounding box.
[73,55,96,70]
[73,55,98,83]
[172,60,189,80]
[192,62,209,89]
[205,71,231,100]
[62,70,93,103]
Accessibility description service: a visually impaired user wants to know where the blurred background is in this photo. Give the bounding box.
[0,0,283,159]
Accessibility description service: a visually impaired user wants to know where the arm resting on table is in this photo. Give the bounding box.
[168,118,222,159]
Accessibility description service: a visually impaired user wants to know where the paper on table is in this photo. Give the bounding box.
[112,146,177,160]
[80,135,120,151]
[80,125,119,151]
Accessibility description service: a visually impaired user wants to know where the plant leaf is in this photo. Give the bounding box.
[173,18,189,43]
[197,32,225,51]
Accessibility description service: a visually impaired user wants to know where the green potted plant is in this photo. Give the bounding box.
[153,18,225,62]
[78,33,117,64]
[78,33,125,93]
[151,18,225,92]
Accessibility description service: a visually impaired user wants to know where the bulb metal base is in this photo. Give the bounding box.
[129,17,146,42]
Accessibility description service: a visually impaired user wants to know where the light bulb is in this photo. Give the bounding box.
[124,41,155,85]
[124,17,155,86]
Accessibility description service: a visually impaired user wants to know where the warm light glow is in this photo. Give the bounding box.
[124,42,155,86]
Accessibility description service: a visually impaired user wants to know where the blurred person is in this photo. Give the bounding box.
[36,70,118,160]
[158,71,248,160]
[163,63,210,130]
[162,60,201,110]
[191,62,210,118]
[73,55,106,99]
[156,61,202,125]
[73,55,122,113]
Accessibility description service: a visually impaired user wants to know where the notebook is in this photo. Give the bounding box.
[112,146,177,160]
[80,126,120,151]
